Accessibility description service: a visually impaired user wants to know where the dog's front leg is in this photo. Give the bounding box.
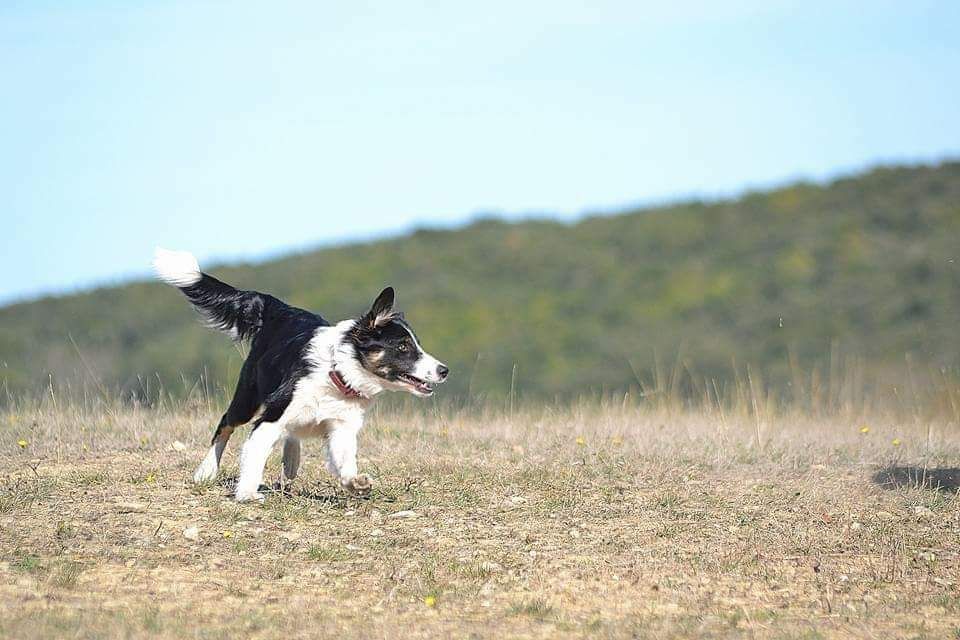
[281,437,301,485]
[235,420,284,502]
[325,419,370,497]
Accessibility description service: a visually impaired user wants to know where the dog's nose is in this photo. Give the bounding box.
[436,364,449,380]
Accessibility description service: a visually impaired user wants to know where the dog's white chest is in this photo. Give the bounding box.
[284,369,367,437]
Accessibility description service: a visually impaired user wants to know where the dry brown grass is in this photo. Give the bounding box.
[1,392,959,639]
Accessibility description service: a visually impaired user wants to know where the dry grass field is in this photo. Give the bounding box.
[2,384,960,639]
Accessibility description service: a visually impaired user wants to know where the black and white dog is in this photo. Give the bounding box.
[153,248,449,502]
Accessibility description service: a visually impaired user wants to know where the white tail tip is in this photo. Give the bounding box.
[153,247,201,287]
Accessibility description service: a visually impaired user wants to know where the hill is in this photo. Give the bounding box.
[2,161,959,403]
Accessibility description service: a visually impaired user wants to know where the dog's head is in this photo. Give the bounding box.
[347,287,449,397]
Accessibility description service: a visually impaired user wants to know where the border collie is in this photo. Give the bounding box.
[153,248,449,502]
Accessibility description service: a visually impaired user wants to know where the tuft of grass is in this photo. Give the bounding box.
[307,544,349,563]
[48,560,84,590]
[509,598,555,621]
[140,607,163,633]
[0,476,54,514]
[68,470,109,487]
[12,552,43,574]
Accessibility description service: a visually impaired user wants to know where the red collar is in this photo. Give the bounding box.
[329,369,365,399]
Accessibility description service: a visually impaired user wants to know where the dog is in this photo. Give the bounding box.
[153,248,449,502]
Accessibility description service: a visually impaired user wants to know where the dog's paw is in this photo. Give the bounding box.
[235,489,265,503]
[192,463,218,484]
[342,474,372,498]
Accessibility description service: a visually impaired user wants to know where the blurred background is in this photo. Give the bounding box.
[1,1,958,404]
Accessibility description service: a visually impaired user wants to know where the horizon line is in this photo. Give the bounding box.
[3,153,956,309]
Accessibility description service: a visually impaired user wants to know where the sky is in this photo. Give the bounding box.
[1,1,958,305]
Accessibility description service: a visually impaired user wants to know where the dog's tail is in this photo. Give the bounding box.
[153,247,267,342]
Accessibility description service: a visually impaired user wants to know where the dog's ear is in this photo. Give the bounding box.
[363,287,395,328]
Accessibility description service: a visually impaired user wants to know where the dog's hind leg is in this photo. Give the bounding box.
[193,415,239,483]
[194,362,260,484]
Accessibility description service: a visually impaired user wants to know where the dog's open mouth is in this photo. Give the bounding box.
[398,373,434,395]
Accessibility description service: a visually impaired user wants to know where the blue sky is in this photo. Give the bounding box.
[2,1,958,304]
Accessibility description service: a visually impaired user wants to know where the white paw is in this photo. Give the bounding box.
[235,489,265,503]
[193,462,218,484]
[342,474,372,497]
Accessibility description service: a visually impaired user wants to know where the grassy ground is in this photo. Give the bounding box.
[1,397,959,639]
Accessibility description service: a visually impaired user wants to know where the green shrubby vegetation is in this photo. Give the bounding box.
[1,162,958,404]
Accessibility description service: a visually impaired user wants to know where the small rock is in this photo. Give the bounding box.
[116,501,148,514]
[388,510,419,519]
[182,526,200,541]
[851,522,863,531]
[479,561,502,573]
[501,495,528,509]
[346,544,362,551]
[875,511,896,521]
[171,441,187,452]
[370,528,384,537]
[914,506,935,518]
[279,531,302,542]
[344,510,356,517]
